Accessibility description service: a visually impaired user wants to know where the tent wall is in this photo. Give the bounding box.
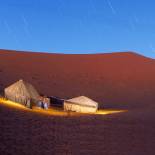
[4,89,28,105]
[64,101,97,113]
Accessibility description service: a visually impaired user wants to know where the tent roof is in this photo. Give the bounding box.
[67,96,98,107]
[5,79,39,99]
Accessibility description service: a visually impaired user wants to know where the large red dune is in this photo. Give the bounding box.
[0,49,155,155]
[0,49,155,108]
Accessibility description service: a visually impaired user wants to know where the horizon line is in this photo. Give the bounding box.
[0,48,153,60]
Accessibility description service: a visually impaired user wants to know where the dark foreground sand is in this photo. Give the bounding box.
[0,103,155,155]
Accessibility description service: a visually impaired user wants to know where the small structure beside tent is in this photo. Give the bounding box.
[4,79,40,108]
[64,96,98,113]
[48,96,64,107]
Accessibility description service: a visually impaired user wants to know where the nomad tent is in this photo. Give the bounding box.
[4,79,40,108]
[64,96,98,113]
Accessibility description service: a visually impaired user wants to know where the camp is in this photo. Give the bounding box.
[64,96,98,113]
[4,79,40,108]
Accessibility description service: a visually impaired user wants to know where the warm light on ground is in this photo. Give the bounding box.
[0,98,127,116]
[95,110,127,115]
[0,98,27,110]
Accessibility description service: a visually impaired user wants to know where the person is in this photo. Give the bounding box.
[37,96,43,108]
[43,97,49,110]
[26,99,32,109]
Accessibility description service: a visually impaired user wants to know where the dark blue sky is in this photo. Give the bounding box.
[0,0,155,58]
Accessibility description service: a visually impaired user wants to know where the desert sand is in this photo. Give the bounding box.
[0,49,155,155]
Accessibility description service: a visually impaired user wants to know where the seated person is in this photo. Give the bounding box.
[37,96,43,108]
[43,97,49,110]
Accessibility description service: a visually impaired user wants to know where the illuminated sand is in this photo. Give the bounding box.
[95,109,127,115]
[0,98,27,109]
[0,98,126,116]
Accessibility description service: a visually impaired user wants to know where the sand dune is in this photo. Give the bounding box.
[0,49,155,108]
[0,49,155,155]
[0,99,155,155]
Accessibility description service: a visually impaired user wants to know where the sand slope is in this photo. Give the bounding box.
[0,101,155,155]
[0,49,155,108]
[0,49,155,155]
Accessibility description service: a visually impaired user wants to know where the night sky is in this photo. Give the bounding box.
[0,0,155,58]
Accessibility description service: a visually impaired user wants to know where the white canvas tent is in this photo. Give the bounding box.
[64,96,98,113]
[4,79,40,107]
